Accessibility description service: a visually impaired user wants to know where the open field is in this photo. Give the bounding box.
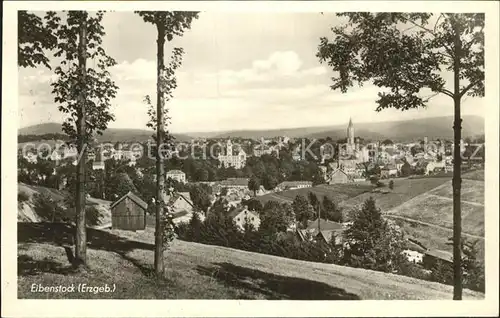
[340,177,451,212]
[428,179,484,205]
[462,169,485,181]
[390,218,485,260]
[17,223,483,300]
[257,183,373,205]
[388,194,484,237]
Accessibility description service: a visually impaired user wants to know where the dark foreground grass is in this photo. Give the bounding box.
[17,223,484,300]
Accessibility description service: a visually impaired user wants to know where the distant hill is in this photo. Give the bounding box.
[190,115,484,141]
[18,123,193,143]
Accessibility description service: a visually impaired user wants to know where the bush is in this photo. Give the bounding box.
[85,206,100,226]
[33,193,69,222]
[18,191,30,203]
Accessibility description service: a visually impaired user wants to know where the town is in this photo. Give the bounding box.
[13,9,487,303]
[18,117,486,283]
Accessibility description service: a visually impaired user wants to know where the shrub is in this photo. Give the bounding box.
[85,205,100,226]
[33,193,69,222]
[18,191,30,203]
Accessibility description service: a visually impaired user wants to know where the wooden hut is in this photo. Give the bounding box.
[110,191,148,231]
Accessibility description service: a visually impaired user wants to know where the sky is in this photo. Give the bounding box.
[18,11,485,134]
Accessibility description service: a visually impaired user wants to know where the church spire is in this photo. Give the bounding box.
[348,117,353,127]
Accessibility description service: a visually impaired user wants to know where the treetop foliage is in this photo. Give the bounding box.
[317,13,484,111]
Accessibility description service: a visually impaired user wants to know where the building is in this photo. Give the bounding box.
[23,151,38,164]
[217,178,250,191]
[92,161,105,170]
[327,169,352,184]
[110,191,148,231]
[425,161,446,175]
[166,170,187,183]
[422,249,453,270]
[318,165,328,181]
[346,117,355,155]
[228,206,261,231]
[161,192,200,225]
[380,164,398,179]
[402,249,424,264]
[276,181,313,191]
[63,145,78,159]
[218,140,247,169]
[296,218,344,245]
[253,138,279,157]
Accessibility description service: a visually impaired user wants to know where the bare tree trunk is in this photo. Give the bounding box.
[452,18,463,300]
[75,13,88,267]
[154,24,166,275]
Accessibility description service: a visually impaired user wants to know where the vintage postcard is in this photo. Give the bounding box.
[2,0,499,317]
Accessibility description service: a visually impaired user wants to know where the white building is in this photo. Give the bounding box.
[166,169,186,183]
[218,140,247,169]
[402,249,424,264]
[229,206,260,231]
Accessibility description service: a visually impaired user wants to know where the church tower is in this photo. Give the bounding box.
[347,117,355,149]
[226,139,233,156]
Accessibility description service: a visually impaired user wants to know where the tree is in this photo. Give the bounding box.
[248,175,261,196]
[342,197,406,272]
[18,11,58,69]
[388,180,394,190]
[136,11,198,276]
[106,172,137,200]
[47,11,118,267]
[262,174,278,191]
[308,191,319,211]
[322,196,343,223]
[292,195,314,229]
[317,13,484,299]
[381,139,393,146]
[259,203,290,236]
[189,184,211,213]
[401,161,413,177]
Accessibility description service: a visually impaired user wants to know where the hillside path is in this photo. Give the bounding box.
[384,214,484,241]
[425,193,484,207]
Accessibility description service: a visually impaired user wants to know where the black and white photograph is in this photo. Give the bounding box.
[2,1,499,317]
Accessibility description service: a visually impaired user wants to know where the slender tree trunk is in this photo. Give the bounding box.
[452,17,463,300]
[154,24,166,275]
[75,13,88,267]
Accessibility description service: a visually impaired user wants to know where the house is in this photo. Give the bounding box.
[23,152,38,164]
[296,218,344,245]
[425,161,446,175]
[162,192,196,225]
[328,169,352,184]
[253,142,278,157]
[63,145,78,159]
[166,169,186,183]
[92,161,105,170]
[218,178,250,190]
[110,191,148,231]
[276,181,312,191]
[402,249,424,264]
[228,206,260,231]
[394,159,405,172]
[422,249,453,270]
[380,164,398,179]
[318,165,328,181]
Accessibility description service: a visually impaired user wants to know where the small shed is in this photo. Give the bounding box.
[110,191,148,231]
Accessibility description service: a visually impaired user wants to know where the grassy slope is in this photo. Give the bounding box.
[257,183,373,205]
[384,174,485,258]
[340,177,452,212]
[17,223,483,300]
[18,183,112,225]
